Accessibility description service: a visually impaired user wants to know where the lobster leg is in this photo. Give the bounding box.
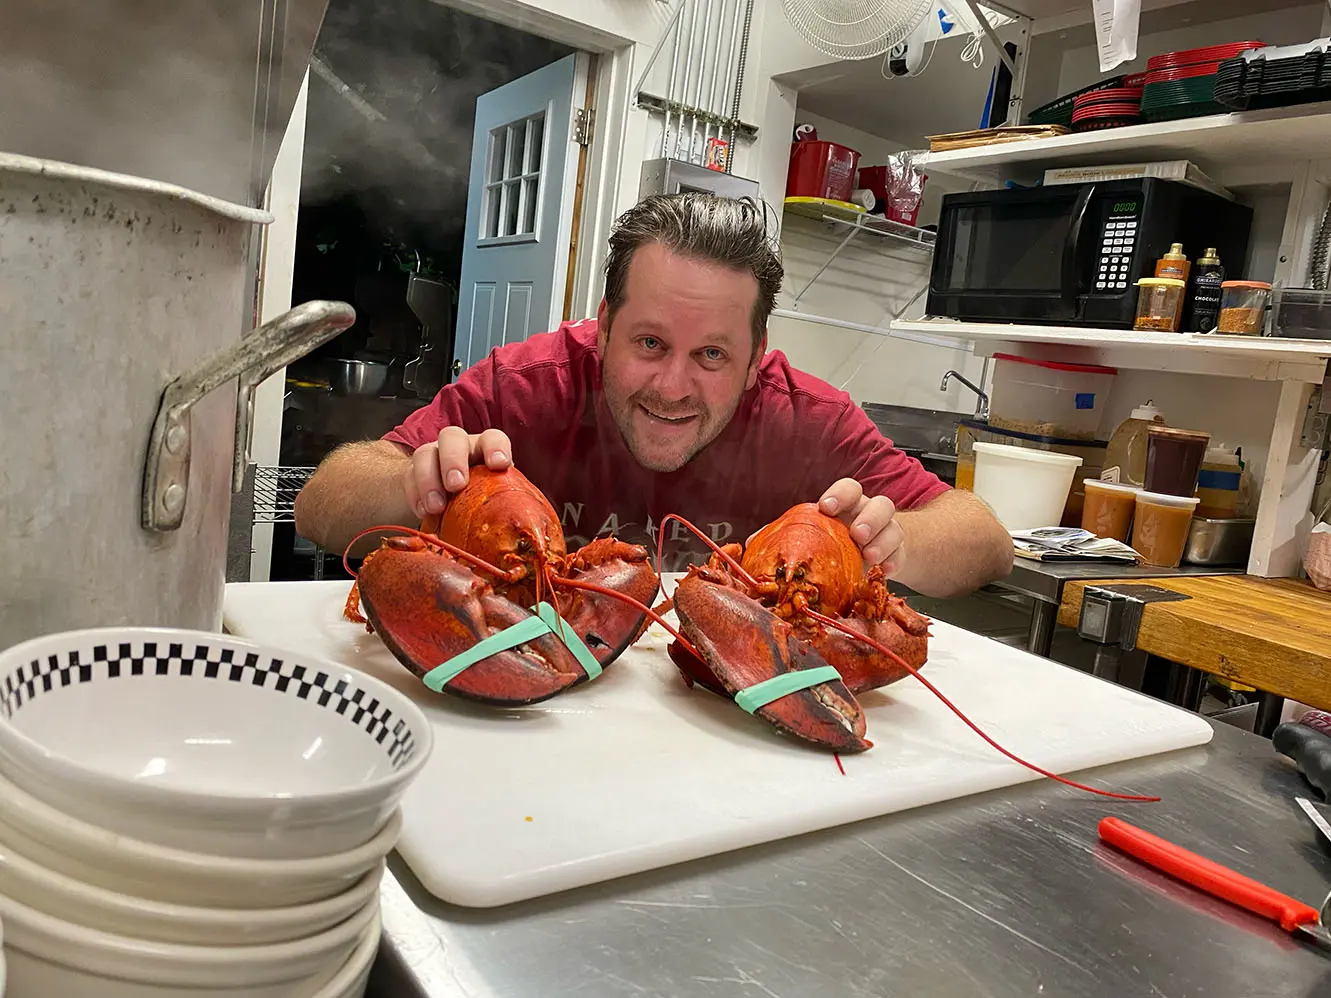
[671,571,870,754]
[355,538,584,706]
[556,537,661,668]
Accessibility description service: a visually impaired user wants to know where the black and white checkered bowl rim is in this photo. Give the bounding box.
[0,626,432,797]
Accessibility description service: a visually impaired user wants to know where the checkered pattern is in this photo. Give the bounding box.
[0,639,418,770]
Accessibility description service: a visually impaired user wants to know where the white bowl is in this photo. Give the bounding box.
[0,764,400,908]
[314,907,381,998]
[0,626,432,859]
[0,821,384,945]
[0,888,377,998]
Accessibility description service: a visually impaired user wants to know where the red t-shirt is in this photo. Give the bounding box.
[384,318,950,572]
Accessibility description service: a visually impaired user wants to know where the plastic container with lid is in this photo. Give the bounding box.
[1133,277,1186,332]
[1271,287,1331,340]
[971,442,1084,531]
[1217,280,1272,335]
[1131,491,1201,568]
[1081,479,1140,542]
[1144,425,1211,497]
[987,353,1117,441]
[1102,400,1166,487]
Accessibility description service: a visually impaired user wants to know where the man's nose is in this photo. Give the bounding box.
[652,354,692,401]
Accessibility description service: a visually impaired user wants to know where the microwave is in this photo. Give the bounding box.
[926,178,1253,328]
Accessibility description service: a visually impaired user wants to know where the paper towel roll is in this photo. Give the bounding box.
[849,188,876,211]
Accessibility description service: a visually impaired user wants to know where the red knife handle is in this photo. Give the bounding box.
[1098,816,1319,932]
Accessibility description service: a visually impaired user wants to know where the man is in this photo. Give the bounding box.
[294,193,1012,598]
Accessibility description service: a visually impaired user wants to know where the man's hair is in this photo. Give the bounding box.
[602,193,783,351]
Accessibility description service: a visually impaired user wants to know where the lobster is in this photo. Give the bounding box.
[657,504,1162,804]
[342,465,664,706]
[660,503,932,755]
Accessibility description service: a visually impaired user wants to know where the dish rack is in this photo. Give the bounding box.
[252,465,317,523]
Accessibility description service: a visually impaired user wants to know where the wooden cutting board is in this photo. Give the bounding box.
[223,577,1212,908]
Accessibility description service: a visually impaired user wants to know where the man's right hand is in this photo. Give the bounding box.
[405,426,513,519]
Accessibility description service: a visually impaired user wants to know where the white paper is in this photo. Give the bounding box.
[1092,0,1141,72]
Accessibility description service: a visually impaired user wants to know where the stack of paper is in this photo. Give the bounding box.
[1010,527,1141,563]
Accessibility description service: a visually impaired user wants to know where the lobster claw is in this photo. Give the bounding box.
[354,537,584,706]
[559,537,660,668]
[670,573,871,754]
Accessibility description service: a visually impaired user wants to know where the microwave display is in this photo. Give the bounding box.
[926,178,1253,329]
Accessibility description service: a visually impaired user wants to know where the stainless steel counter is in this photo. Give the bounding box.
[365,720,1331,997]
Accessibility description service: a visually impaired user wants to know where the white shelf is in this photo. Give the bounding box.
[917,102,1331,184]
[888,318,1331,381]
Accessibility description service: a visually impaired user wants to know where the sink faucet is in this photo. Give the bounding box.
[940,370,989,421]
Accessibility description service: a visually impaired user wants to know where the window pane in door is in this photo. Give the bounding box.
[524,115,544,174]
[504,125,520,180]
[521,177,538,235]
[485,185,501,240]
[487,130,503,184]
[504,179,521,236]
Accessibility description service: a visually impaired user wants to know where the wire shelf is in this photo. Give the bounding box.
[252,465,317,524]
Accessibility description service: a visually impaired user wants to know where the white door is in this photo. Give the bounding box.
[454,52,588,374]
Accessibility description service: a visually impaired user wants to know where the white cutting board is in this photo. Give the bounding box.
[223,577,1212,908]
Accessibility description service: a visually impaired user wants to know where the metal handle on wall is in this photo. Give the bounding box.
[141,300,357,533]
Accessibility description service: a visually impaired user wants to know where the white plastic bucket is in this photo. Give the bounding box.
[972,442,1084,530]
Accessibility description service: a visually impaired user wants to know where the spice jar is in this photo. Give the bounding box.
[1133,278,1186,332]
[1217,280,1272,335]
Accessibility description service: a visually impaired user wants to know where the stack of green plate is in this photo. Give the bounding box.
[1140,76,1225,121]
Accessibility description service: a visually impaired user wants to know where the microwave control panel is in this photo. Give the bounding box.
[1095,203,1140,292]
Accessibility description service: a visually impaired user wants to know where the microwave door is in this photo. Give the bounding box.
[931,187,1092,322]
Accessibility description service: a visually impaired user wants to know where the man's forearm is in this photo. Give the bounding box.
[892,489,1013,599]
[293,440,417,558]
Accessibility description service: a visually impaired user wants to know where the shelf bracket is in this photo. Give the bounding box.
[960,0,1017,76]
[790,224,862,305]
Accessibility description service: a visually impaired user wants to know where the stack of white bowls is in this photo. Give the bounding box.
[0,626,433,998]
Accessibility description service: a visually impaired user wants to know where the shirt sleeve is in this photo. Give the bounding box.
[382,355,499,451]
[823,403,953,511]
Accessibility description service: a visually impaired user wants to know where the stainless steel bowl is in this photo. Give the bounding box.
[329,358,391,396]
[1182,516,1256,566]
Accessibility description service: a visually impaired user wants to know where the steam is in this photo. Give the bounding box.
[300,0,575,264]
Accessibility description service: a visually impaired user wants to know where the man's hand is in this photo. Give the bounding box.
[405,426,513,519]
[817,478,905,576]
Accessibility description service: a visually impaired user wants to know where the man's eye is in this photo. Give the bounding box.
[641,337,661,351]
[703,348,724,363]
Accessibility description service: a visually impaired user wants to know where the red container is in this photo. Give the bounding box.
[787,140,860,203]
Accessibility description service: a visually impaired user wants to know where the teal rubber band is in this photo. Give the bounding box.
[535,602,602,681]
[422,615,549,692]
[733,666,843,715]
[420,602,603,692]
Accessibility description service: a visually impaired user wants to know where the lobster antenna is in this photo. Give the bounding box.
[656,514,759,588]
[801,606,1161,803]
[552,574,702,660]
[341,524,509,580]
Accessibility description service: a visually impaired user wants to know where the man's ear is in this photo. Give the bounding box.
[745,328,768,389]
[596,298,610,355]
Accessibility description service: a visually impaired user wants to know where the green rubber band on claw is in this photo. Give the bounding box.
[421,601,601,692]
[733,666,844,715]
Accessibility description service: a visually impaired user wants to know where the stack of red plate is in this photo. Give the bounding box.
[1146,40,1267,72]
[1071,82,1144,131]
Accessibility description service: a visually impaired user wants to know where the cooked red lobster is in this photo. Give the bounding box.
[343,466,661,706]
[661,503,931,754]
[658,504,1161,802]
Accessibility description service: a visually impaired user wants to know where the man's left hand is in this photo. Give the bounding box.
[817,478,905,575]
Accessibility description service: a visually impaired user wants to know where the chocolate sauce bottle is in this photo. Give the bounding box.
[1185,247,1225,333]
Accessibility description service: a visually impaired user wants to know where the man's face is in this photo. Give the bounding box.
[597,242,766,473]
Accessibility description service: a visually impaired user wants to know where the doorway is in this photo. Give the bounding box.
[271,0,588,581]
